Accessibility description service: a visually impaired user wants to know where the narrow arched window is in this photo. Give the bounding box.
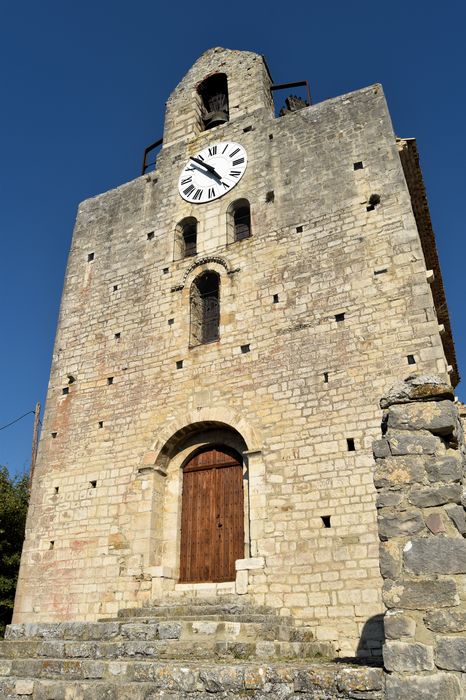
[175,217,197,259]
[190,272,220,345]
[198,74,229,131]
[227,199,251,243]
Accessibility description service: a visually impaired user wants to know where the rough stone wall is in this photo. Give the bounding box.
[14,48,452,657]
[373,375,466,699]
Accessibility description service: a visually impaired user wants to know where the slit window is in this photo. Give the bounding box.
[198,73,229,131]
[321,516,331,528]
[190,271,220,345]
[347,438,356,452]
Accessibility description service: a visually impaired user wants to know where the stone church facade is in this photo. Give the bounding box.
[13,47,458,659]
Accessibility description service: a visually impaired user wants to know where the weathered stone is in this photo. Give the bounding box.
[376,490,404,508]
[387,400,457,436]
[373,438,390,459]
[403,537,466,574]
[121,623,160,640]
[408,484,462,507]
[15,679,34,695]
[435,636,466,671]
[379,541,401,579]
[426,453,462,483]
[383,578,459,609]
[380,375,454,408]
[387,430,439,456]
[446,504,466,534]
[425,608,466,633]
[425,511,446,533]
[336,666,384,694]
[0,659,12,676]
[374,456,426,489]
[383,640,434,672]
[384,610,416,639]
[199,667,244,692]
[385,672,461,700]
[377,509,424,540]
[157,622,182,639]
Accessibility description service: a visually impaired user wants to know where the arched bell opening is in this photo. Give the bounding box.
[198,73,229,131]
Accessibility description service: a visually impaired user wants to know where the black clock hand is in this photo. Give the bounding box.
[190,156,222,180]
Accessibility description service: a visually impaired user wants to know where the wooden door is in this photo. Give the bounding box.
[180,448,244,583]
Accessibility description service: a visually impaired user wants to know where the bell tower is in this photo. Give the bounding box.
[162,47,273,147]
[13,47,457,659]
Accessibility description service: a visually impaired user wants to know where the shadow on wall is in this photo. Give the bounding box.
[336,614,385,665]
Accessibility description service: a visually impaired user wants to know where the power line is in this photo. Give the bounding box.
[0,411,36,433]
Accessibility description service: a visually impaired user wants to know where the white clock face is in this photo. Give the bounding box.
[178,141,247,204]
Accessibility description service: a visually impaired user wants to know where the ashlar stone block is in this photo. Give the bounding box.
[403,538,466,575]
[435,636,466,672]
[374,456,426,489]
[383,578,459,609]
[387,430,440,456]
[377,509,424,540]
[383,640,434,672]
[408,484,462,508]
[387,400,457,437]
[425,608,466,633]
[386,672,461,700]
[384,610,416,639]
[380,375,454,408]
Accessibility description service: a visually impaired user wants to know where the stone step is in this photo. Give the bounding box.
[0,637,329,663]
[107,612,287,625]
[0,662,385,699]
[6,618,313,643]
[116,601,276,619]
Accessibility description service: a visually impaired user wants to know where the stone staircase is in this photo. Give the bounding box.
[0,598,384,698]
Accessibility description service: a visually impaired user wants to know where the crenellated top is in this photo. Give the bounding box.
[162,47,274,148]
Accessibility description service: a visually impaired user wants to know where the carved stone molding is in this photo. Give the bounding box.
[171,256,240,292]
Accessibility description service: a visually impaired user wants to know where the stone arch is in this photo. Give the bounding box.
[140,406,262,474]
[147,418,261,580]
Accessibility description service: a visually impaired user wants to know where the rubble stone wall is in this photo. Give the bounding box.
[373,375,466,699]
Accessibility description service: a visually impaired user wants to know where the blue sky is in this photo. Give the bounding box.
[1,1,465,476]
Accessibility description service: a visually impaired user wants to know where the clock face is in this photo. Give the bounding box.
[178,141,247,204]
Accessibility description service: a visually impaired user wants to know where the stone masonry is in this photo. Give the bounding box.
[373,375,466,699]
[12,47,458,660]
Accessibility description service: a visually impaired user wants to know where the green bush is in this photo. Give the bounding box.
[0,467,29,636]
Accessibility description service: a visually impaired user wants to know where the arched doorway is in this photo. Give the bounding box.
[180,446,244,583]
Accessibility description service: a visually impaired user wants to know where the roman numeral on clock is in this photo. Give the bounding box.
[183,184,195,196]
[208,187,216,198]
[222,181,230,189]
[230,170,241,178]
[229,148,240,158]
[181,176,192,185]
[232,158,244,167]
[193,189,203,201]
[208,146,217,156]
[222,144,229,154]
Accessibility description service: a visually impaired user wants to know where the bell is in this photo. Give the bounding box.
[204,110,229,129]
